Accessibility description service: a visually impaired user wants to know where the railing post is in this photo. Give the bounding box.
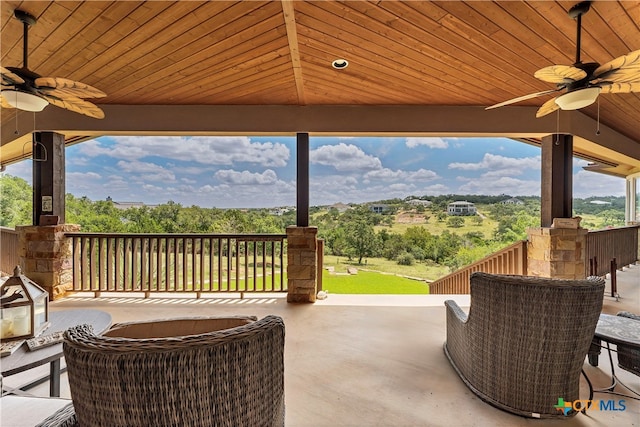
[317,239,324,292]
[610,258,617,298]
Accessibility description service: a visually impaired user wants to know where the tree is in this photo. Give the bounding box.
[447,216,464,228]
[343,218,379,264]
[0,174,32,227]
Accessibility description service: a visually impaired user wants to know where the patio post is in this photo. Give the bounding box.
[540,133,573,228]
[32,131,66,225]
[527,133,587,279]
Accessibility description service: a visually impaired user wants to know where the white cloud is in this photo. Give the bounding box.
[80,136,290,167]
[449,153,540,177]
[214,169,278,185]
[573,170,625,198]
[406,137,449,149]
[363,168,439,182]
[310,143,382,171]
[457,176,539,196]
[116,160,176,182]
[67,171,101,180]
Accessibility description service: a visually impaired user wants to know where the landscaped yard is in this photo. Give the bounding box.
[320,269,430,294]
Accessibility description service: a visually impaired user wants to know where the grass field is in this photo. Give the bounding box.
[321,270,429,294]
[322,254,449,281]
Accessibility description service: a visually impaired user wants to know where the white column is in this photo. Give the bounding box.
[626,174,638,225]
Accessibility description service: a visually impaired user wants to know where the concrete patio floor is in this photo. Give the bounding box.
[5,264,639,426]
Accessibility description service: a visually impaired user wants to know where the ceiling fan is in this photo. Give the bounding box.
[486,1,640,118]
[1,10,106,119]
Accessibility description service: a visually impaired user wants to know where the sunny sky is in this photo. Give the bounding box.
[4,135,626,208]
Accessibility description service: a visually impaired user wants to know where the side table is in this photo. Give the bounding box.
[1,309,112,397]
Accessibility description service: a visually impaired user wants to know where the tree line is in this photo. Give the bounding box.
[0,174,628,272]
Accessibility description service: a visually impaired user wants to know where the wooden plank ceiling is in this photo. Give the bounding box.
[1,1,640,173]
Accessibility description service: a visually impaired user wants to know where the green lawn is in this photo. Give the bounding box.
[322,254,449,281]
[321,270,429,294]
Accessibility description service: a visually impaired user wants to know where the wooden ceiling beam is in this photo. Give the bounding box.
[281,0,306,104]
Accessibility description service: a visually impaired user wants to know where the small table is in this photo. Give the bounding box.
[587,313,640,395]
[1,309,112,397]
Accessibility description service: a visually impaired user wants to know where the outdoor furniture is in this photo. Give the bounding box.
[444,272,605,418]
[615,311,640,376]
[1,309,112,397]
[55,315,285,427]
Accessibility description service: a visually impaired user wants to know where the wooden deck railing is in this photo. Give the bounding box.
[66,233,287,296]
[585,225,639,277]
[428,240,528,294]
[0,227,20,275]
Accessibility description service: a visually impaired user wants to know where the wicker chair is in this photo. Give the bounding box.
[52,315,285,427]
[444,272,605,418]
[615,311,640,376]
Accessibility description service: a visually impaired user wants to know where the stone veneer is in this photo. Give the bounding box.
[16,224,80,300]
[286,226,318,303]
[527,226,587,280]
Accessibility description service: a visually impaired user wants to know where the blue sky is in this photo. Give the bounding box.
[4,135,625,208]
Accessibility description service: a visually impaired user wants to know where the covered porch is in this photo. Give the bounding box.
[3,263,638,426]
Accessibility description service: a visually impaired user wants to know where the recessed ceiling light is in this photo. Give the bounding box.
[332,59,349,69]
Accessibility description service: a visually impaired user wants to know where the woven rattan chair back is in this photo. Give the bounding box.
[444,272,605,418]
[63,315,285,427]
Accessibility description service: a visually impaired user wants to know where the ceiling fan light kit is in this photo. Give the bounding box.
[1,89,48,112]
[554,87,601,110]
[486,1,640,118]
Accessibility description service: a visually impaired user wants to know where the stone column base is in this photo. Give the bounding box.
[286,226,318,303]
[16,224,80,300]
[527,225,587,280]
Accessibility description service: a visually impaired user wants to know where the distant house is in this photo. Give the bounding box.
[269,207,292,216]
[369,204,390,214]
[106,196,153,210]
[589,200,611,205]
[500,197,524,205]
[329,202,350,213]
[407,198,432,207]
[447,201,477,216]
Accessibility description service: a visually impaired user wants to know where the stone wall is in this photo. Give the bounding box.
[16,224,80,300]
[527,225,587,279]
[286,226,318,303]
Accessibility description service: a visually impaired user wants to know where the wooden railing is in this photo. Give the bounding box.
[0,227,20,275]
[66,233,287,296]
[428,240,527,294]
[585,225,639,277]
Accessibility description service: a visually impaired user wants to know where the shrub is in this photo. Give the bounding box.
[397,252,415,266]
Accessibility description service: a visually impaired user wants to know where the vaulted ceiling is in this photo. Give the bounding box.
[2,1,639,176]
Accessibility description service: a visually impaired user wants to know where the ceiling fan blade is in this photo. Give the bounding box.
[593,50,640,80]
[1,66,25,85]
[592,67,640,84]
[535,97,560,118]
[40,93,105,119]
[485,88,562,110]
[534,65,587,83]
[599,82,640,94]
[35,76,106,98]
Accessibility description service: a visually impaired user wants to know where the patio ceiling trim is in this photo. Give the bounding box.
[2,104,638,177]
